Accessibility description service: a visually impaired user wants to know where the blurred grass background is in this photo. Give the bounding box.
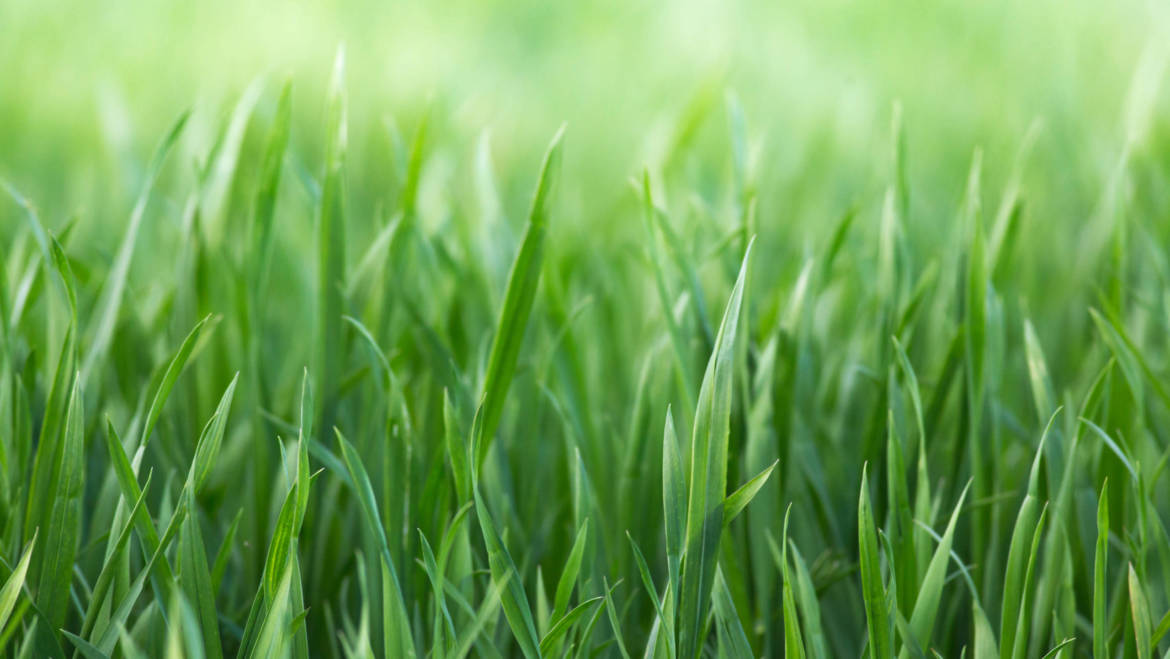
[4,0,1167,223]
[5,0,1169,394]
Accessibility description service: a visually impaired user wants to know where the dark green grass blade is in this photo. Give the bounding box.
[473,486,541,658]
[32,375,84,630]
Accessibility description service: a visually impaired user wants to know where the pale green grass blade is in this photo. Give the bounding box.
[662,407,685,617]
[1093,481,1109,659]
[250,80,292,295]
[902,482,970,658]
[723,459,777,526]
[81,111,189,383]
[1038,638,1076,659]
[33,375,84,629]
[178,488,223,659]
[473,486,541,658]
[779,508,807,659]
[859,465,892,659]
[79,473,151,640]
[677,241,751,659]
[788,543,828,659]
[93,502,187,654]
[712,568,753,659]
[139,315,213,451]
[627,532,674,659]
[316,46,349,441]
[335,429,415,658]
[471,125,565,473]
[0,533,36,632]
[187,373,239,494]
[1008,505,1048,659]
[1130,564,1152,659]
[602,578,632,659]
[552,520,589,623]
[538,596,603,656]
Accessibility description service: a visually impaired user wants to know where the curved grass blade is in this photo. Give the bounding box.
[81,111,189,383]
[471,125,565,474]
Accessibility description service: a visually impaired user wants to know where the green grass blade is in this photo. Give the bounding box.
[723,459,778,526]
[859,464,892,659]
[1130,564,1152,659]
[677,241,751,659]
[316,47,349,441]
[539,596,603,656]
[471,126,565,474]
[81,111,189,383]
[178,488,223,659]
[552,520,589,623]
[0,533,36,632]
[473,486,541,658]
[32,375,84,630]
[1094,481,1109,659]
[902,483,970,658]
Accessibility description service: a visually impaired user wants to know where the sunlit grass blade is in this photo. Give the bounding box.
[677,241,751,659]
[471,125,565,473]
[316,47,349,441]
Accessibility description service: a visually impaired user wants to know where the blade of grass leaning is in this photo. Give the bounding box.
[0,533,36,632]
[724,459,778,526]
[677,240,752,659]
[335,428,415,658]
[473,485,541,658]
[712,568,754,659]
[552,520,589,623]
[471,125,565,473]
[900,482,971,658]
[859,464,893,659]
[81,111,189,383]
[539,596,604,656]
[1129,564,1152,659]
[79,473,152,640]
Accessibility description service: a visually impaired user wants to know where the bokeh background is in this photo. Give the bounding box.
[4,0,1168,228]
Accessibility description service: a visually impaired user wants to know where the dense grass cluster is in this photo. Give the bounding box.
[4,33,1170,659]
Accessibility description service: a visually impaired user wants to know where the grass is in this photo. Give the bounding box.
[3,7,1170,656]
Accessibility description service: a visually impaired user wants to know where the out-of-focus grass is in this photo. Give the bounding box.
[3,0,1170,657]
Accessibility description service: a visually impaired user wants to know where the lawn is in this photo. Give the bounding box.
[2,0,1170,656]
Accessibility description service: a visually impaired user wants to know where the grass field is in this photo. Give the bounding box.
[3,0,1170,656]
